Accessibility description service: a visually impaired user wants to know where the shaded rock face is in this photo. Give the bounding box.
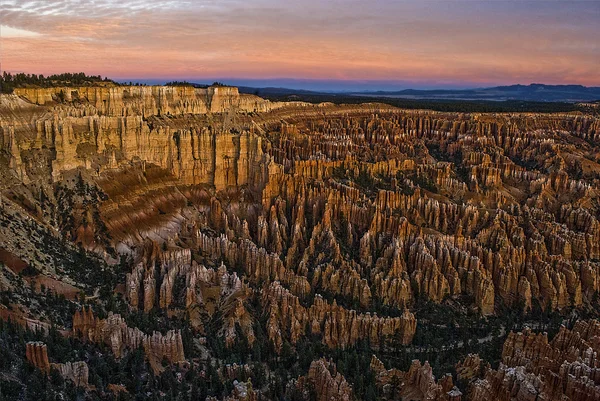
[72,307,184,374]
[26,342,89,387]
[370,355,461,401]
[455,354,482,382]
[469,320,600,401]
[1,102,268,189]
[53,362,90,388]
[262,281,416,352]
[295,358,353,401]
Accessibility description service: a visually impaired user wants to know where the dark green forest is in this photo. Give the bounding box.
[0,72,118,94]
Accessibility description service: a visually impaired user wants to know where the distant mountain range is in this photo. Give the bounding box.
[238,84,600,103]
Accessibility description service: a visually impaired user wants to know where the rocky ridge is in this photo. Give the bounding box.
[72,307,185,374]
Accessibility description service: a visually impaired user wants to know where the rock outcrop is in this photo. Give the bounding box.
[262,281,416,352]
[25,342,50,372]
[72,307,184,374]
[470,320,600,400]
[123,243,255,347]
[25,342,89,387]
[296,358,353,401]
[455,354,483,382]
[370,355,462,400]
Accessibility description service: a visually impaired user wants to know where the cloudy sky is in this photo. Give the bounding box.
[1,0,599,89]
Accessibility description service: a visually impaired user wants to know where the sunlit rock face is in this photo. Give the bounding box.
[12,85,286,115]
[3,87,273,189]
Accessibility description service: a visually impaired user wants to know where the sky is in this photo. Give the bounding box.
[0,0,599,90]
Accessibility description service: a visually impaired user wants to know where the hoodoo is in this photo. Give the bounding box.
[1,79,600,400]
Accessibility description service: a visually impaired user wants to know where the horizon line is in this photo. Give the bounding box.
[3,70,600,91]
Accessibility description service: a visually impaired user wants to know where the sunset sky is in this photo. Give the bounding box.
[1,0,599,90]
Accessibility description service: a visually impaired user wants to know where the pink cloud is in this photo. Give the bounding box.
[1,0,599,86]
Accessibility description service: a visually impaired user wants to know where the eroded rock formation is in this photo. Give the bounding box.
[3,85,600,400]
[26,342,89,387]
[296,358,353,401]
[370,355,462,400]
[72,307,184,374]
[470,320,600,400]
[262,281,416,352]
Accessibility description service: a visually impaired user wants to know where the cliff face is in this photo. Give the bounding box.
[0,102,269,189]
[1,85,314,190]
[12,85,291,116]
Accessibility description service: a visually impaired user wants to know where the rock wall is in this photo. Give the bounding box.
[1,113,269,188]
[0,85,312,188]
[12,85,295,116]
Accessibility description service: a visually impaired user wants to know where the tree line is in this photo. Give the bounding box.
[0,72,117,94]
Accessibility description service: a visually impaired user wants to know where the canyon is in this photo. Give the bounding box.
[1,84,599,400]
